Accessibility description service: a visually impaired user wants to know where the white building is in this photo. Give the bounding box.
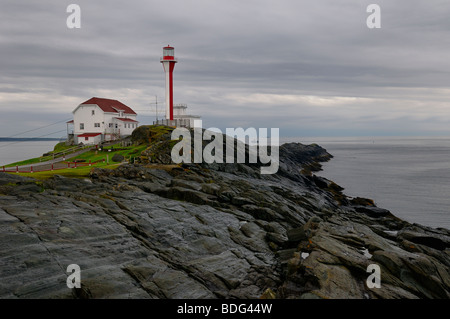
[154,104,201,128]
[69,97,139,145]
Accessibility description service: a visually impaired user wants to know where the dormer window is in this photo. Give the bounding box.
[119,111,124,117]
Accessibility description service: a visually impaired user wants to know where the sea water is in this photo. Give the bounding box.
[282,137,450,230]
[0,141,58,166]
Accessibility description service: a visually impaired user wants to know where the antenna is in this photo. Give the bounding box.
[149,95,160,123]
[155,95,158,122]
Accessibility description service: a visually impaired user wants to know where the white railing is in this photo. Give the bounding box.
[153,119,191,128]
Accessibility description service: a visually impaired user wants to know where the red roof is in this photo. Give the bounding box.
[115,117,139,122]
[66,120,74,124]
[77,133,102,138]
[81,97,136,115]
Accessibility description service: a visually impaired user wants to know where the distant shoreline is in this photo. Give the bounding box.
[0,138,61,142]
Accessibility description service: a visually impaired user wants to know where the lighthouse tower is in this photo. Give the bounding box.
[160,45,177,121]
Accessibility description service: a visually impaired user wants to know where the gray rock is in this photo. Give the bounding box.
[0,140,448,300]
[287,227,307,242]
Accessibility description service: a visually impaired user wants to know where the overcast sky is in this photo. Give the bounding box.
[1,0,450,138]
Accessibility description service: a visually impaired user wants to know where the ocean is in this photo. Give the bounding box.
[1,138,449,230]
[0,141,59,167]
[282,137,450,230]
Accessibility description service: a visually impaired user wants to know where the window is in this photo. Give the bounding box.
[109,123,113,128]
[85,137,89,141]
[80,123,84,130]
[94,123,100,128]
[92,110,95,116]
[163,47,174,57]
[115,124,118,128]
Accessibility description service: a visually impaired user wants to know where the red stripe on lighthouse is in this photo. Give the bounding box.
[169,65,174,120]
[169,62,176,121]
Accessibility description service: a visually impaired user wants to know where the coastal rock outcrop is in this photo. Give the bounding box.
[0,130,448,299]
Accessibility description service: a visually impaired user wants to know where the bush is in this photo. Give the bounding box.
[131,125,174,145]
[111,154,125,162]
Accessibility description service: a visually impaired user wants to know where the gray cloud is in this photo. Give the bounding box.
[1,0,450,137]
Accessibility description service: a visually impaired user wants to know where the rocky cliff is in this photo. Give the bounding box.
[0,127,448,299]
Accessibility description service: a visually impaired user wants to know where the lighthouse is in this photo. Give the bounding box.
[154,45,201,128]
[161,45,177,121]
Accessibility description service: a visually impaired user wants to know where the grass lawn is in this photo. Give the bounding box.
[4,129,162,177]
[4,143,147,169]
[9,143,149,179]
[71,144,148,163]
[4,143,91,168]
[4,157,46,168]
[53,142,74,153]
[14,162,122,179]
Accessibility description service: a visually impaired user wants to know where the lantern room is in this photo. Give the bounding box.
[162,46,176,61]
